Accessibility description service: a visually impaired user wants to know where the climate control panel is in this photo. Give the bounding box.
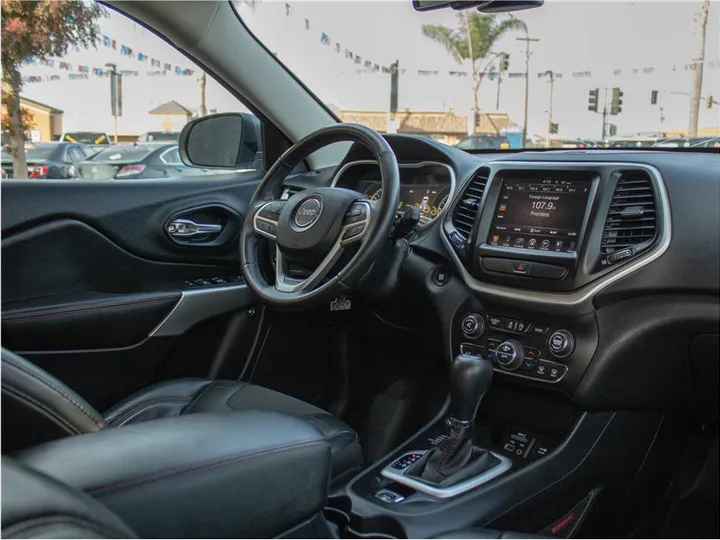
[453,306,593,387]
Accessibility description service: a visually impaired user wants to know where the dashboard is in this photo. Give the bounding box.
[332,161,454,227]
[281,135,719,421]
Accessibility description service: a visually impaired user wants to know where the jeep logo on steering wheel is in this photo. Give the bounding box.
[294,197,323,229]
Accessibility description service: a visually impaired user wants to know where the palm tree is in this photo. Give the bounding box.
[422,12,527,131]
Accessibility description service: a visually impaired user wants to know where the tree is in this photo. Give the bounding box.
[422,12,526,132]
[1,0,104,175]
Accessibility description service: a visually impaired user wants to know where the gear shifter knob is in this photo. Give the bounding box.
[447,354,493,425]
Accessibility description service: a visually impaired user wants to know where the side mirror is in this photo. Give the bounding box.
[179,112,262,170]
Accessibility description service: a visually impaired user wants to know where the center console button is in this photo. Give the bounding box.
[495,339,525,371]
[548,329,575,358]
[532,324,550,336]
[502,318,518,332]
[461,313,485,339]
[488,315,503,329]
[516,320,533,333]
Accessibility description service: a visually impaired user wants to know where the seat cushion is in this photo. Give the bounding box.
[104,378,363,479]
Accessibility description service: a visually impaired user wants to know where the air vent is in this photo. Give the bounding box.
[451,167,490,241]
[601,172,657,254]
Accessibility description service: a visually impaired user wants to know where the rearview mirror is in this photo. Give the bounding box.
[179,112,262,170]
[412,0,543,12]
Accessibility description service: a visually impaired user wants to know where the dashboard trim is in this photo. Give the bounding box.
[331,160,457,229]
[442,161,672,314]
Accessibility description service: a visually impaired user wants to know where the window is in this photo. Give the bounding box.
[6,3,263,180]
[160,147,182,165]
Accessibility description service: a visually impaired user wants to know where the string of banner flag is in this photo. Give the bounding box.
[21,31,196,83]
[19,8,720,85]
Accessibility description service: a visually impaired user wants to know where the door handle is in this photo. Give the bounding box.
[166,218,223,238]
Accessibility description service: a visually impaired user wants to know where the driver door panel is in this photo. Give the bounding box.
[1,174,262,409]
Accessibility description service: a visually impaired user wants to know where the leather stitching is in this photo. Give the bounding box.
[89,438,325,496]
[107,397,192,427]
[2,515,130,539]
[2,383,82,435]
[327,432,360,458]
[3,356,104,429]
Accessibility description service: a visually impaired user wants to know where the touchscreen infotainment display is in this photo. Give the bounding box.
[488,175,591,253]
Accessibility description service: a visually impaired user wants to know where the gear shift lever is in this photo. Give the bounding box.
[415,354,494,484]
[447,353,494,427]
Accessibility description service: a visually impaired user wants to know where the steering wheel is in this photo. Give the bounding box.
[240,123,400,309]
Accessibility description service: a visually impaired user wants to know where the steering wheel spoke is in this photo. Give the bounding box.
[275,244,346,293]
[252,200,286,241]
[339,200,371,247]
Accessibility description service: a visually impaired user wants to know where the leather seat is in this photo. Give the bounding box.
[0,347,362,479]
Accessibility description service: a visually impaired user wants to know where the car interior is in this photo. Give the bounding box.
[1,0,719,539]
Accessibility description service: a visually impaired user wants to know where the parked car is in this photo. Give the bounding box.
[60,131,112,146]
[76,143,213,179]
[1,141,95,179]
[455,134,511,150]
[137,131,181,143]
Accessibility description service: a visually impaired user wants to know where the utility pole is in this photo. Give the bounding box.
[104,63,121,143]
[689,0,710,137]
[540,70,559,147]
[601,88,609,140]
[198,72,208,117]
[517,35,540,147]
[496,72,502,111]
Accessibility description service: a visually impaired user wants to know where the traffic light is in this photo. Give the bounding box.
[500,53,509,73]
[588,88,599,112]
[608,124,618,136]
[549,122,559,135]
[708,94,714,109]
[610,87,623,115]
[650,90,658,105]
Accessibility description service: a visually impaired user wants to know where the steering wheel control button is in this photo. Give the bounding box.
[548,329,575,358]
[344,203,368,224]
[258,202,285,219]
[342,224,365,240]
[495,339,524,371]
[461,313,485,339]
[432,267,450,286]
[293,197,323,229]
[256,221,277,235]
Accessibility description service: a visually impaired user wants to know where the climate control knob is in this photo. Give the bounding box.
[461,313,485,339]
[495,339,525,371]
[548,330,575,359]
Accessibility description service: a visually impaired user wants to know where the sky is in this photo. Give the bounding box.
[20,0,720,140]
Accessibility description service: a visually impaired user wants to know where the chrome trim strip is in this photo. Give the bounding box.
[380,450,512,499]
[442,161,672,313]
[149,284,252,337]
[330,160,457,229]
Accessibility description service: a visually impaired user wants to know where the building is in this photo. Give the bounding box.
[338,109,514,145]
[1,97,64,142]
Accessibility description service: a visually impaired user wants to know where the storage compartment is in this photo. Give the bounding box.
[324,496,407,539]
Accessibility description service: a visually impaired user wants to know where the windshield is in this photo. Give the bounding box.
[2,143,57,161]
[237,1,719,149]
[62,132,110,145]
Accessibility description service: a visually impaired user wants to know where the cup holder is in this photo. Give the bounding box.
[323,496,407,539]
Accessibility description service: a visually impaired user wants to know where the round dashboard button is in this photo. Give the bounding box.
[548,330,575,359]
[461,313,485,339]
[495,339,525,371]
